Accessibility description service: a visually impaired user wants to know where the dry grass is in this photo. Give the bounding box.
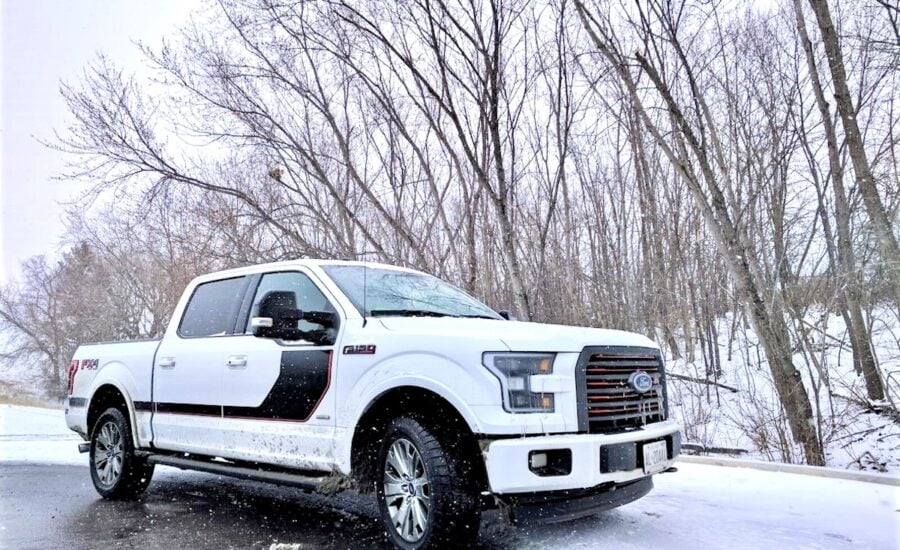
[0,380,60,408]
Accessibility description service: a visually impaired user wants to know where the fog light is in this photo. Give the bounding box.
[528,449,572,476]
[530,452,548,469]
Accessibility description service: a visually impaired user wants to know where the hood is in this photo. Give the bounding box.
[376,317,658,352]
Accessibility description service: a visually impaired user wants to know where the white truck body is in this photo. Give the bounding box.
[65,259,680,522]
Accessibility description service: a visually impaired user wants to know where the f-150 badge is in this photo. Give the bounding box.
[343,344,376,355]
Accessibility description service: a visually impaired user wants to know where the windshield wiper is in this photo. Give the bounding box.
[369,309,453,318]
[456,314,502,320]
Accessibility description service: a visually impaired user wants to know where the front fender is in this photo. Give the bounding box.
[344,351,495,432]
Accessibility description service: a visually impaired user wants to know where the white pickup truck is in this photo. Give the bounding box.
[65,259,680,548]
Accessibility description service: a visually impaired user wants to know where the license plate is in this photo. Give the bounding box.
[642,440,668,474]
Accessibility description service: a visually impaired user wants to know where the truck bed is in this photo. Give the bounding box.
[65,339,162,442]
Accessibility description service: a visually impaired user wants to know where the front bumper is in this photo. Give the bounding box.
[507,476,654,525]
[483,420,680,494]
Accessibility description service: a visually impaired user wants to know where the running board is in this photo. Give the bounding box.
[138,452,326,491]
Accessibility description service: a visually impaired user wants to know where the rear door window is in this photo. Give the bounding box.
[178,276,247,338]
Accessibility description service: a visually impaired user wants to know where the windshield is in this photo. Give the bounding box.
[322,265,502,319]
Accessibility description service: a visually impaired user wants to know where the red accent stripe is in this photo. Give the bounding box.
[590,354,658,360]
[153,411,221,418]
[586,367,659,373]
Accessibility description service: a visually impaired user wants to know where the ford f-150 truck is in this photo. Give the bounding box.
[65,259,680,548]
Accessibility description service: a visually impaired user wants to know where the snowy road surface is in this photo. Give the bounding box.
[1,405,897,549]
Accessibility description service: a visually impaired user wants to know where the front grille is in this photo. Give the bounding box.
[576,346,667,433]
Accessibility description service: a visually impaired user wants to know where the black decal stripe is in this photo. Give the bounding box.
[133,401,153,411]
[224,350,331,422]
[154,403,221,416]
[68,397,87,408]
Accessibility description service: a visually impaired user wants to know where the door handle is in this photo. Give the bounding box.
[158,357,176,368]
[226,355,247,368]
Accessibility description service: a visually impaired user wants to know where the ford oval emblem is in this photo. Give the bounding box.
[629,371,654,394]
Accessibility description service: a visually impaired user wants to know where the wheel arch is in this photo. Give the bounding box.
[349,385,488,494]
[87,383,139,447]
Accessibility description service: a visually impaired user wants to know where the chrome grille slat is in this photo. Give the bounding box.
[586,398,662,409]
[586,411,662,423]
[586,384,663,395]
[586,360,660,368]
[585,373,662,381]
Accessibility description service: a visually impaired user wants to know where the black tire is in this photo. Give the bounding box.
[376,417,480,549]
[89,407,154,499]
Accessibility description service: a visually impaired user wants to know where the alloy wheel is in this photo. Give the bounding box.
[383,438,431,543]
[93,420,124,487]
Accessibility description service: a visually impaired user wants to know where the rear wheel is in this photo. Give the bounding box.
[376,417,479,549]
[89,407,154,499]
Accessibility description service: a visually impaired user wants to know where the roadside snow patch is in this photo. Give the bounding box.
[0,405,85,465]
[518,463,898,549]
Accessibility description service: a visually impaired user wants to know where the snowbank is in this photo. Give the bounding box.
[0,404,85,466]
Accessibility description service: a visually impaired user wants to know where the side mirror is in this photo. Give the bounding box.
[252,291,337,341]
[498,310,517,321]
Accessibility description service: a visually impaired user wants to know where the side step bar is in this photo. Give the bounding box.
[137,452,326,491]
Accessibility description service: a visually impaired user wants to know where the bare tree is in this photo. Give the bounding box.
[793,0,885,401]
[574,0,825,464]
[806,0,900,308]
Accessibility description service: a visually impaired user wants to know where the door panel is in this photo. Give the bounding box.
[151,276,248,454]
[152,336,225,453]
[219,270,340,471]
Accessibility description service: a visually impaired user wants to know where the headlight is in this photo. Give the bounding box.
[483,352,556,412]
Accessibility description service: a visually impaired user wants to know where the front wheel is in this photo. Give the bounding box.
[376,417,480,549]
[89,407,154,499]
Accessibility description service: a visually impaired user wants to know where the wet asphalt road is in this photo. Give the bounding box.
[0,463,516,550]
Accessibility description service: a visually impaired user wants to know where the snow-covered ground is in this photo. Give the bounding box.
[521,462,898,550]
[1,405,897,549]
[0,404,85,465]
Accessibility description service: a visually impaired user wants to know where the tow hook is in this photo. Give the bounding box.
[78,443,90,453]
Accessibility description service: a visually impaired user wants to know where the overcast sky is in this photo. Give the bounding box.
[0,0,199,283]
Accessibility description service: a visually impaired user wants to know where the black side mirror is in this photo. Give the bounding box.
[498,310,517,321]
[251,291,337,341]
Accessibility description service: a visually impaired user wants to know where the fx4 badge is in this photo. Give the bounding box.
[67,358,98,394]
[343,344,376,355]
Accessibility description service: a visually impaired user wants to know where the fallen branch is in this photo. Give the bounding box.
[667,373,740,393]
[831,393,900,424]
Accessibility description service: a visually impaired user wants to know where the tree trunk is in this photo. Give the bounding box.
[807,0,900,310]
[795,0,885,400]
